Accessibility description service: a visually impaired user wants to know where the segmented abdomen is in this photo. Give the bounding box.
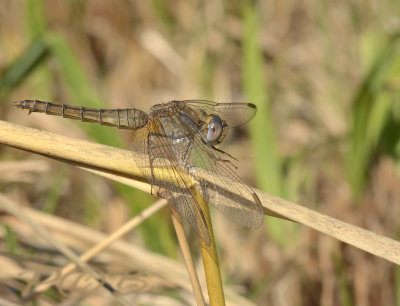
[14,100,148,130]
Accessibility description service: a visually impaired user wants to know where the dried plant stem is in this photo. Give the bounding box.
[0,201,251,305]
[33,199,167,294]
[1,120,400,267]
[0,194,100,289]
[199,198,225,305]
[171,208,206,306]
[194,189,225,306]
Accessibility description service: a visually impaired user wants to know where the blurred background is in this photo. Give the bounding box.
[1,0,400,305]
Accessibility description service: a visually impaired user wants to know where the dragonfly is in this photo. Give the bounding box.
[14,99,264,245]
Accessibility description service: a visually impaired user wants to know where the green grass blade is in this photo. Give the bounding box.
[25,0,46,38]
[1,0,48,100]
[44,33,119,146]
[242,4,298,246]
[0,37,48,99]
[23,0,55,102]
[347,33,400,196]
[242,5,282,197]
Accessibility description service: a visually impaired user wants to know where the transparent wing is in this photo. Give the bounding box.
[131,103,263,245]
[182,100,257,128]
[131,119,211,245]
[168,111,264,230]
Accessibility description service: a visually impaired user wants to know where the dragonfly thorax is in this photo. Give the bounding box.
[149,100,185,118]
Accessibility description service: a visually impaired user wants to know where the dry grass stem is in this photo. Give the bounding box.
[171,208,206,306]
[0,201,249,305]
[196,189,225,306]
[1,120,399,266]
[0,194,101,287]
[33,199,168,294]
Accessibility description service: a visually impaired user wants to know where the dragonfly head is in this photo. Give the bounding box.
[203,115,228,145]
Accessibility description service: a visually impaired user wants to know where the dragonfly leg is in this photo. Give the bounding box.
[212,146,238,162]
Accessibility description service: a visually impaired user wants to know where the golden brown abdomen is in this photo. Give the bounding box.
[14,100,148,130]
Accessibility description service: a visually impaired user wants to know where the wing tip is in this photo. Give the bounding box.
[247,103,257,109]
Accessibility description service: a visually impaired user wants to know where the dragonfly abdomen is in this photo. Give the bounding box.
[14,100,147,130]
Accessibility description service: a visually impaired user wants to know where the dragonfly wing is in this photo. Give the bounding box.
[131,126,152,183]
[170,111,264,230]
[164,191,210,246]
[183,100,257,128]
[196,165,264,229]
[131,118,211,245]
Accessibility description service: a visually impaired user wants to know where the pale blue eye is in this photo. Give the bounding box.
[206,116,223,144]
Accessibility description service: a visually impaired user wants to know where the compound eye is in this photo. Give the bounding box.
[205,115,224,144]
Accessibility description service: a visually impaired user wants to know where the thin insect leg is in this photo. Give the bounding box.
[212,146,239,162]
[197,134,237,163]
[206,155,237,170]
[199,138,238,167]
[197,137,238,168]
[210,146,238,169]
